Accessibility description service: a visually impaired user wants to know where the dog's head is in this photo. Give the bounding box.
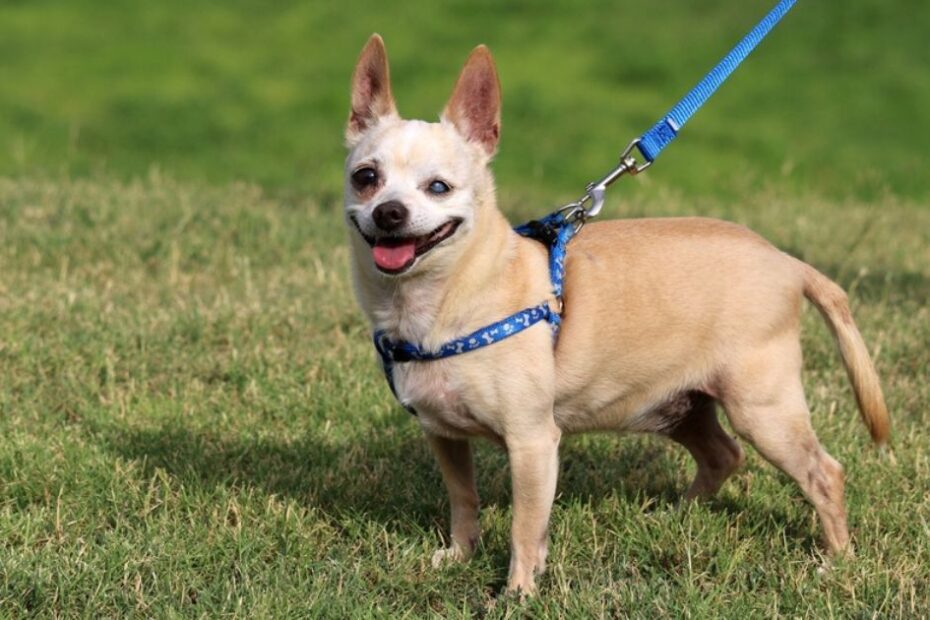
[344,35,501,278]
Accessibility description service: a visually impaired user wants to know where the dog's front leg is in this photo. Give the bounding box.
[505,422,561,596]
[425,433,481,567]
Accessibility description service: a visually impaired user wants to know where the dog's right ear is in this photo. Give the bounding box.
[346,34,398,147]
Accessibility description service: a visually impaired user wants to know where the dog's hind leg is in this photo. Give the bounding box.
[425,433,481,567]
[720,342,851,555]
[662,393,745,500]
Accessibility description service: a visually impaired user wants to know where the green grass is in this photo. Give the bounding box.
[1,0,929,201]
[1,177,928,616]
[1,0,929,616]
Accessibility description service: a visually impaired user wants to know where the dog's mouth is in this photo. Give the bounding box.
[352,217,463,274]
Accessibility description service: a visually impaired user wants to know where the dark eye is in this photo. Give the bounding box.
[427,180,451,195]
[351,167,378,189]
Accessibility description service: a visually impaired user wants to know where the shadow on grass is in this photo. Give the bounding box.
[96,420,813,550]
[99,422,447,528]
[97,421,706,523]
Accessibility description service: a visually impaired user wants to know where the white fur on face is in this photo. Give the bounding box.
[344,118,490,275]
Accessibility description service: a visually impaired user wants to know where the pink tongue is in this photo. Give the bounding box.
[372,240,417,271]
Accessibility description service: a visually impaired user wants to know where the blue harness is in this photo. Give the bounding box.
[373,212,577,414]
[369,0,797,413]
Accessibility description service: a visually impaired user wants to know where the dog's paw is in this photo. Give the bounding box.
[430,544,469,568]
[502,579,537,600]
[817,543,854,575]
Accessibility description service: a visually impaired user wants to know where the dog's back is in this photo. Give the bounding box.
[554,217,887,439]
[554,216,803,429]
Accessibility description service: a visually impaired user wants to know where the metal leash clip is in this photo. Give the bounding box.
[556,138,651,233]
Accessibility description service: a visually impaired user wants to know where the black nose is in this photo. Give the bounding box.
[372,200,409,232]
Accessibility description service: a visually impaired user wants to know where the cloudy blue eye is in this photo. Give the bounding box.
[427,180,451,195]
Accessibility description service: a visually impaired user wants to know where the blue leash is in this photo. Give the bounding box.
[577,0,798,218]
[638,0,797,162]
[372,0,797,412]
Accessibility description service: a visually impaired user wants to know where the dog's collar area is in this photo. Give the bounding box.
[372,211,577,415]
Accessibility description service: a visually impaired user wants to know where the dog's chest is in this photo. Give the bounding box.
[395,361,498,440]
[368,284,503,440]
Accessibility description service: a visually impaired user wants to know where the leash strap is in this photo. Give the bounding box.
[637,0,798,162]
[570,0,798,219]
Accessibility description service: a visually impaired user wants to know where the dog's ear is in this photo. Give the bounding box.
[346,34,398,147]
[442,45,501,157]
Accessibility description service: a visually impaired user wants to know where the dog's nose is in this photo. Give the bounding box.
[372,200,409,232]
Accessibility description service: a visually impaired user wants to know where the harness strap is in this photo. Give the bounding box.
[374,301,559,411]
[372,212,576,414]
[513,211,574,299]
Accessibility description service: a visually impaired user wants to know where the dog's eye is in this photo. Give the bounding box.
[427,180,451,195]
[351,167,378,189]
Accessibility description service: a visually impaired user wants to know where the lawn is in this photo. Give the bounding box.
[1,0,929,201]
[1,0,929,617]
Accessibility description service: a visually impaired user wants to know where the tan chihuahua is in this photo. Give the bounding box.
[343,35,889,595]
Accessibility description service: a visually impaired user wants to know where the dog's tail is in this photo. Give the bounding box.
[799,260,890,445]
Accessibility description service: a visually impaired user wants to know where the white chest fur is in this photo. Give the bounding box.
[393,358,500,441]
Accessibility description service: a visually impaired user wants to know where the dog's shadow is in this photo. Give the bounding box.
[97,419,812,551]
[101,422,684,519]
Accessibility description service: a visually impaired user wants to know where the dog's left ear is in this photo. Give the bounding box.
[442,45,501,157]
[346,34,398,147]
